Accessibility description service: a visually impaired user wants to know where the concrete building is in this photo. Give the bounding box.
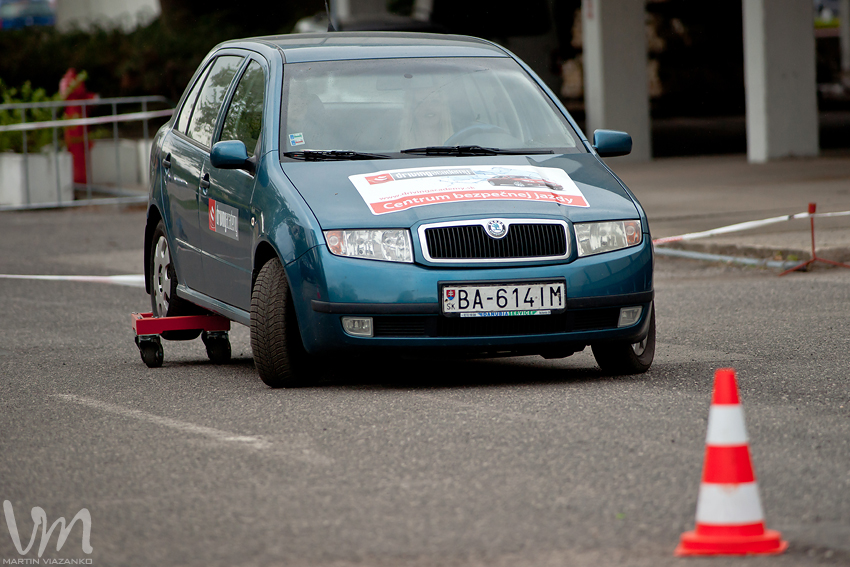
[411,0,826,164]
[578,0,821,163]
[58,0,836,164]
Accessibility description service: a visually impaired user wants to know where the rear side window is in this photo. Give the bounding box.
[187,55,243,148]
[220,60,266,156]
[175,64,212,135]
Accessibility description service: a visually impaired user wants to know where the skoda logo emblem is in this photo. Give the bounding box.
[485,219,508,239]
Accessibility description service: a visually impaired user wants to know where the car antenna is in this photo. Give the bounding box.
[325,0,337,31]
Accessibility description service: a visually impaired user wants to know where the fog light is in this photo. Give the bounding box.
[342,317,373,337]
[617,306,643,328]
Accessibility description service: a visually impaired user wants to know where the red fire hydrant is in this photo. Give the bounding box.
[60,69,97,185]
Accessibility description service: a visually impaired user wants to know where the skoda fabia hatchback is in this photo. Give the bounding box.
[144,32,655,387]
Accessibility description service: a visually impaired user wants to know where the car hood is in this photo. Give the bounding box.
[281,154,639,228]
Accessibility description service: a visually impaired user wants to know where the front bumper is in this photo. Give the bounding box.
[286,239,654,356]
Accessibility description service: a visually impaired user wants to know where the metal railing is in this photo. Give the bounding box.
[0,96,174,211]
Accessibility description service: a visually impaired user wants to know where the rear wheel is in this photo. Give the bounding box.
[591,305,656,375]
[250,258,312,387]
[149,220,202,340]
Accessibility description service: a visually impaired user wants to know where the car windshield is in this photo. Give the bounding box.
[280,57,585,157]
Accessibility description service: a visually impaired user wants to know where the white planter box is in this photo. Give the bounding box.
[90,138,153,188]
[138,139,153,188]
[0,150,74,207]
[91,138,142,187]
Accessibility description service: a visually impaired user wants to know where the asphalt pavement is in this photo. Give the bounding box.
[1,153,850,566]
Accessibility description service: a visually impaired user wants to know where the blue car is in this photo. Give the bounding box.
[145,32,655,387]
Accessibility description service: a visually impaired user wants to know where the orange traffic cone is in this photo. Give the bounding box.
[676,368,788,556]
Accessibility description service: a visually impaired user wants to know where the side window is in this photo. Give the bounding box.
[187,55,243,148]
[220,60,266,156]
[175,64,211,134]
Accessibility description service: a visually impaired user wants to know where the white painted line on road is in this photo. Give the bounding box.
[0,274,145,288]
[52,394,272,451]
[51,394,334,465]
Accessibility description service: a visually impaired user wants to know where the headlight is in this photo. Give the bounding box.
[324,229,413,263]
[574,220,642,257]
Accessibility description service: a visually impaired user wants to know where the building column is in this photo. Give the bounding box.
[581,0,651,162]
[412,0,433,21]
[743,0,819,162]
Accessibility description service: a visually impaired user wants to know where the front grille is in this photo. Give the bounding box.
[371,308,620,338]
[421,221,568,261]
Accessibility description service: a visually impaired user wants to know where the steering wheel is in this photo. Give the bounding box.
[444,123,518,146]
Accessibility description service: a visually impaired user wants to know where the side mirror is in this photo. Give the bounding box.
[211,140,252,171]
[592,130,632,158]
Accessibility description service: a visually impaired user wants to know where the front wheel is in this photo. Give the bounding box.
[591,305,656,375]
[250,258,312,388]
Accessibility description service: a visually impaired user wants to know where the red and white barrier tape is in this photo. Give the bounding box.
[653,210,850,245]
[0,109,174,133]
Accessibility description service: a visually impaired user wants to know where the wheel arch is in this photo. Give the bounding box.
[253,239,282,289]
[144,205,164,295]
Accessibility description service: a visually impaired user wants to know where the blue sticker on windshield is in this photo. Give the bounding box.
[289,133,305,146]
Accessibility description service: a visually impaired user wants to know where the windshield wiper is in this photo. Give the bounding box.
[400,145,554,156]
[283,150,390,161]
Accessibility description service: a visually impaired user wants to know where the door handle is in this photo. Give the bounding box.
[199,173,210,192]
[162,153,171,169]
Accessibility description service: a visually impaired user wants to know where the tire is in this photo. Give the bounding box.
[250,258,311,387]
[136,336,164,368]
[591,304,656,375]
[149,220,202,341]
[202,331,231,364]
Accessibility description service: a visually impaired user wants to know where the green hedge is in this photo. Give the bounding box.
[0,5,320,102]
[0,79,61,153]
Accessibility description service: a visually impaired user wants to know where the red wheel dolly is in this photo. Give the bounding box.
[131,312,232,368]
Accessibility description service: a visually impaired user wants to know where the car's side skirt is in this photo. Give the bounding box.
[176,284,251,326]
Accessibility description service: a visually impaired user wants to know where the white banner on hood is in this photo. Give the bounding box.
[348,165,588,215]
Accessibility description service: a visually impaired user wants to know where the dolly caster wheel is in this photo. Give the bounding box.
[202,331,231,364]
[135,335,164,368]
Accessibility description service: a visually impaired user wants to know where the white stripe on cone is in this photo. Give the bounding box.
[705,405,749,446]
[695,482,765,525]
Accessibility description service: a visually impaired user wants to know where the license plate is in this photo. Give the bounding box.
[441,281,565,317]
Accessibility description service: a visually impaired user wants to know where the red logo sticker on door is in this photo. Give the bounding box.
[209,199,216,231]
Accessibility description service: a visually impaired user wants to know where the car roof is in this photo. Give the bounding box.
[219,32,510,64]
